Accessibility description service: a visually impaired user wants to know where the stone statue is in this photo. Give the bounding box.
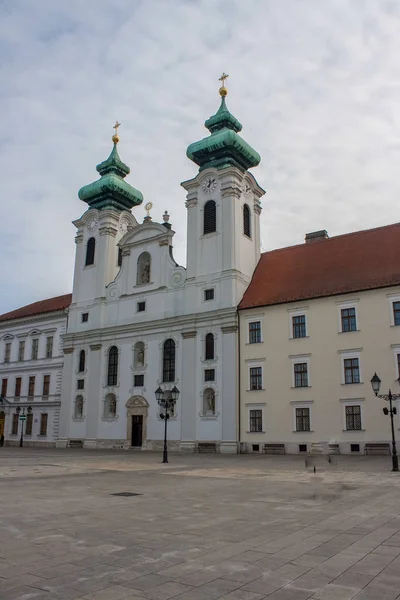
[204,389,215,414]
[137,253,151,285]
[137,348,144,366]
[109,397,117,416]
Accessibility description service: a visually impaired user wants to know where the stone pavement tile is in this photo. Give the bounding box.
[252,555,290,570]
[290,571,333,592]
[232,550,270,563]
[122,574,173,591]
[351,552,395,576]
[176,568,221,586]
[291,554,328,568]
[273,540,326,560]
[204,560,266,584]
[171,577,240,600]
[265,586,315,600]
[153,562,204,579]
[144,581,195,600]
[32,562,86,579]
[352,584,399,599]
[77,584,140,600]
[0,573,46,592]
[311,584,361,600]
[217,591,264,600]
[372,545,400,556]
[331,569,374,590]
[0,585,82,600]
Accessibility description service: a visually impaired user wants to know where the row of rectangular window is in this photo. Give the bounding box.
[248,303,400,345]
[249,358,362,391]
[249,405,362,433]
[1,375,50,398]
[3,337,54,363]
[11,412,48,436]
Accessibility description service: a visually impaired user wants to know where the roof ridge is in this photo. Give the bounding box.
[261,221,400,257]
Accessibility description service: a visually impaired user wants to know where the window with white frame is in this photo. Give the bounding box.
[249,366,263,390]
[31,338,39,360]
[249,409,263,432]
[344,358,360,384]
[345,404,362,430]
[46,336,53,358]
[294,362,308,387]
[341,307,357,332]
[394,301,400,326]
[4,342,11,363]
[295,407,310,431]
[291,314,307,338]
[18,341,25,362]
[249,321,261,344]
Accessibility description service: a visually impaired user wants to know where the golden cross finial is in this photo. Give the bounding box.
[112,121,121,143]
[219,72,229,85]
[218,73,229,97]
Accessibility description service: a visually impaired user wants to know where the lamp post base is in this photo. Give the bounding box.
[162,451,168,464]
[392,455,399,472]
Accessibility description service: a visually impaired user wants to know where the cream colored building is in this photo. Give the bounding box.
[238,225,400,455]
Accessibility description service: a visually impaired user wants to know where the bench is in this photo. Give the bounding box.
[263,443,286,455]
[68,440,84,449]
[197,442,217,453]
[364,443,391,455]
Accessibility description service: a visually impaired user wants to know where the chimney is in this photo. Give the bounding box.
[305,230,329,244]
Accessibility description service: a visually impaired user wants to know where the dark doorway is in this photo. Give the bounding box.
[131,415,143,447]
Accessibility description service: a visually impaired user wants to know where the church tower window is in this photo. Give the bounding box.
[203,200,216,235]
[243,204,251,238]
[205,333,215,360]
[137,252,151,285]
[85,237,96,266]
[107,346,118,386]
[78,350,85,373]
[162,339,176,382]
[117,247,123,267]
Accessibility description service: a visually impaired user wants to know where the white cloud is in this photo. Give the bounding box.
[1,0,400,312]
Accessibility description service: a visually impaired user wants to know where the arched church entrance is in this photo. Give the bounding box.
[126,396,149,448]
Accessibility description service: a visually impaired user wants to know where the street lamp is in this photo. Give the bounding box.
[15,406,32,448]
[370,373,399,472]
[155,386,180,464]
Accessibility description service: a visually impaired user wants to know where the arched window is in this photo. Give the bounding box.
[203,200,216,235]
[243,204,251,238]
[74,395,84,419]
[162,339,176,382]
[203,388,216,415]
[117,247,123,267]
[85,237,96,266]
[78,350,85,373]
[205,333,214,360]
[107,346,118,386]
[104,393,117,418]
[137,252,151,285]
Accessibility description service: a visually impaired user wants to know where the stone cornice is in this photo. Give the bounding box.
[63,308,238,345]
[181,331,197,339]
[0,360,64,374]
[63,348,74,354]
[99,226,118,237]
[0,310,68,329]
[90,344,102,351]
[221,325,238,334]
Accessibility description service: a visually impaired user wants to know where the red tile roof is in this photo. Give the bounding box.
[0,294,72,323]
[239,223,400,309]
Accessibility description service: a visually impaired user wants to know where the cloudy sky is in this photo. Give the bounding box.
[1,0,400,314]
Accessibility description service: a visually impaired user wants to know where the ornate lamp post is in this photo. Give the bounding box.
[370,373,399,472]
[15,406,32,448]
[155,386,180,464]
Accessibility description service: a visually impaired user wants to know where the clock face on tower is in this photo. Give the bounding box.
[202,177,217,194]
[119,218,129,234]
[87,217,99,233]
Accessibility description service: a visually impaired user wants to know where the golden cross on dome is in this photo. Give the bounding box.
[219,72,229,85]
[113,121,121,135]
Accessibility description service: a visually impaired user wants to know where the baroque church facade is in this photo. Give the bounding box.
[56,81,264,451]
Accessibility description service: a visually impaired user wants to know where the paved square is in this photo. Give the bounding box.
[1,449,400,599]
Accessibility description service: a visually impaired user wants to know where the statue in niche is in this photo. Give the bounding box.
[137,252,151,285]
[137,348,144,366]
[203,388,216,414]
[109,396,117,416]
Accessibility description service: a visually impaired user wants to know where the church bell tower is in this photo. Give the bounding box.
[182,75,265,310]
